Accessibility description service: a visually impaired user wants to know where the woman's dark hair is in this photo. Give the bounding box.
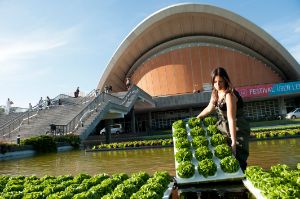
[211,67,231,90]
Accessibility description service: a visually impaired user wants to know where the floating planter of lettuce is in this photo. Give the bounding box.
[0,172,172,199]
[244,164,300,199]
[172,118,244,184]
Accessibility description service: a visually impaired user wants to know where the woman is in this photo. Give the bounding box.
[197,67,250,171]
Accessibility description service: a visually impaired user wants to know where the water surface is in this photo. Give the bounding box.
[0,138,299,177]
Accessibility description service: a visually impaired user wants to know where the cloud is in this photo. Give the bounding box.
[0,25,81,78]
[0,40,66,63]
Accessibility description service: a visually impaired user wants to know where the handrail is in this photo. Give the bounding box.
[0,93,74,139]
[0,86,153,140]
[63,86,143,135]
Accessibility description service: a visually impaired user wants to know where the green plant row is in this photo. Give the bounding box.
[245,163,300,198]
[251,125,300,132]
[0,135,81,154]
[251,129,300,139]
[92,139,173,150]
[0,171,172,199]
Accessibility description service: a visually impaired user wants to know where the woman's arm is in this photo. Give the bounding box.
[225,92,237,154]
[196,93,215,119]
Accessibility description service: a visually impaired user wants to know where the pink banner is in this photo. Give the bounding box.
[236,84,273,98]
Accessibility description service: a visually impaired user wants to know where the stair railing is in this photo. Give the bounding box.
[0,94,74,140]
[63,86,143,134]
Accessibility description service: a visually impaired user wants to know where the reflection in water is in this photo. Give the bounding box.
[0,138,299,177]
[248,138,300,169]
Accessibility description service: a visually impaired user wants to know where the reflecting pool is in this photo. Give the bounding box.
[0,138,299,177]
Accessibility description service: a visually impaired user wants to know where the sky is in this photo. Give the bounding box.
[0,0,299,108]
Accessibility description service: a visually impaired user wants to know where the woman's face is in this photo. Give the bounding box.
[213,75,225,91]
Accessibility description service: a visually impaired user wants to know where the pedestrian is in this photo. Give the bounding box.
[126,77,131,90]
[196,67,250,172]
[5,98,13,114]
[28,103,32,111]
[74,87,80,98]
[46,96,51,108]
[104,85,108,93]
[38,97,43,110]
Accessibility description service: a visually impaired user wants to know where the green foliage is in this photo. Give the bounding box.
[214,144,232,159]
[188,117,201,128]
[175,148,193,163]
[92,139,173,150]
[53,135,81,148]
[0,172,171,199]
[175,138,190,149]
[194,146,212,161]
[245,164,300,198]
[22,136,57,153]
[173,128,187,138]
[206,125,220,136]
[189,126,205,137]
[204,117,217,126]
[198,159,217,178]
[0,142,15,154]
[210,134,226,147]
[220,156,240,173]
[191,136,208,148]
[172,120,185,129]
[176,161,195,178]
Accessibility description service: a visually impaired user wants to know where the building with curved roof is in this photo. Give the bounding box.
[97,3,300,132]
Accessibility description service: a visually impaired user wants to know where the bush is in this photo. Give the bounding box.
[22,136,57,153]
[54,135,81,148]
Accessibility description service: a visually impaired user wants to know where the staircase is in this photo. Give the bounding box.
[73,85,155,140]
[0,86,155,143]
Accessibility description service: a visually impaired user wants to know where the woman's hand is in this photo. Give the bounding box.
[231,142,237,156]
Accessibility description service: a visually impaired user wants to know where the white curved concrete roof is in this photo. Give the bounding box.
[97,3,300,92]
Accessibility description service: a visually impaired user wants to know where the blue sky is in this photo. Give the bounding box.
[0,0,299,108]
